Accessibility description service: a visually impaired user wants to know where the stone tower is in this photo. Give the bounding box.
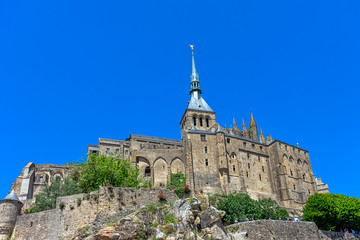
[0,190,23,240]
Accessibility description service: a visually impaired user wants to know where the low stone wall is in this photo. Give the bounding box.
[226,220,360,240]
[11,187,178,240]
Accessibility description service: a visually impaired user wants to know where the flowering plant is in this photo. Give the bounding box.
[157,192,166,201]
[107,184,113,188]
[184,185,191,193]
[172,187,175,190]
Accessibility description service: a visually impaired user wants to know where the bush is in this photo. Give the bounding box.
[167,172,186,198]
[34,177,82,212]
[73,153,142,192]
[214,193,289,224]
[164,213,176,224]
[303,193,360,231]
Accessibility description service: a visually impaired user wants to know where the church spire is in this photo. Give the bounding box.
[189,45,201,95]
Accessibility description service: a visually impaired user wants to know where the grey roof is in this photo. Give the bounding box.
[4,190,19,201]
[187,94,214,112]
[130,134,182,144]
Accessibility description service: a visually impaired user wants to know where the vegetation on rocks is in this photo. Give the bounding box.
[303,193,360,232]
[210,193,289,224]
[167,172,187,198]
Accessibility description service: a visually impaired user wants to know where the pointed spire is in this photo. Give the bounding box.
[189,45,201,95]
[233,117,237,130]
[259,129,265,143]
[250,111,256,127]
[242,118,247,132]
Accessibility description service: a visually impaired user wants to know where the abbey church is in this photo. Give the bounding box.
[10,48,328,211]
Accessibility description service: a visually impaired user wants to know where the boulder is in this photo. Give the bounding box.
[200,206,225,229]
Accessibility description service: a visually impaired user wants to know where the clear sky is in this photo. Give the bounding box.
[1,0,359,199]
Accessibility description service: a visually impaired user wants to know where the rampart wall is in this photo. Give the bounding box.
[11,187,178,240]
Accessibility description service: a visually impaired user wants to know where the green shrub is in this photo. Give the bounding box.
[164,213,176,224]
[215,193,289,224]
[303,193,360,231]
[145,202,161,214]
[77,198,82,206]
[72,153,142,192]
[167,172,186,198]
[34,177,82,212]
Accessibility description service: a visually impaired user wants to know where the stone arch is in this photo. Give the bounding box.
[136,157,151,179]
[153,157,168,188]
[52,171,63,181]
[297,158,302,165]
[170,158,185,174]
[303,160,309,168]
[289,156,294,162]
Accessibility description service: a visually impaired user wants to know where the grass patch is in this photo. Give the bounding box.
[164,213,176,224]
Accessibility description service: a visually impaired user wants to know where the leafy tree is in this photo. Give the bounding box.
[34,177,82,212]
[303,193,360,231]
[73,153,142,192]
[213,193,289,224]
[256,198,289,220]
[167,172,186,198]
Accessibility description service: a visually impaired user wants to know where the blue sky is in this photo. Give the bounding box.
[1,1,359,199]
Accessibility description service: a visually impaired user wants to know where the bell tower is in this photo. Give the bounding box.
[180,45,216,137]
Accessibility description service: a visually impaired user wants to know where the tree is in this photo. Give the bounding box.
[213,193,289,224]
[34,177,82,212]
[303,193,360,231]
[73,153,142,192]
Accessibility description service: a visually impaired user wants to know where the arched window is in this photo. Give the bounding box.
[193,116,197,126]
[145,166,151,177]
[200,117,203,126]
[206,118,209,127]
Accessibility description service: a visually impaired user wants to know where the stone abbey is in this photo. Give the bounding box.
[8,48,328,214]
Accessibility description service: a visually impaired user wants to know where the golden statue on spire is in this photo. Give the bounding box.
[189,44,194,50]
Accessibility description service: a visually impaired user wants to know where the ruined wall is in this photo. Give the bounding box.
[11,187,178,240]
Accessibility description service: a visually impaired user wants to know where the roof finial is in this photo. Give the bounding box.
[189,44,201,95]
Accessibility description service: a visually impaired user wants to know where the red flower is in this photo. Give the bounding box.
[157,192,166,201]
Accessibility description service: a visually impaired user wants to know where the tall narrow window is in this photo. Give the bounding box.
[293,185,296,190]
[193,116,197,126]
[303,174,306,180]
[246,172,249,177]
[106,148,111,154]
[204,147,208,153]
[290,169,293,176]
[145,166,151,177]
[252,144,255,149]
[248,163,250,169]
[243,142,246,148]
[247,153,250,159]
[233,165,236,171]
[201,135,206,141]
[200,117,203,126]
[205,159,208,166]
[227,138,230,143]
[258,156,260,162]
[206,118,209,127]
[125,150,129,156]
[308,189,310,194]
[285,145,288,151]
[262,166,265,172]
[259,174,262,181]
[153,145,157,149]
[260,146,263,151]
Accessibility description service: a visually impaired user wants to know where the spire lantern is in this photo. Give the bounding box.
[189,45,201,96]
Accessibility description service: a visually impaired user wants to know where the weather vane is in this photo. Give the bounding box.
[189,44,194,50]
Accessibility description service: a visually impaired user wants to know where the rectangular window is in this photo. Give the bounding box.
[243,142,246,148]
[205,159,208,166]
[279,143,282,148]
[227,138,230,143]
[204,147,208,153]
[260,146,263,151]
[293,148,295,152]
[200,117,203,126]
[153,145,157,149]
[259,174,262,181]
[262,166,265,172]
[125,150,129,156]
[106,148,110,154]
[248,163,250,169]
[206,118,209,127]
[293,185,296,190]
[115,149,120,154]
[308,189,310,195]
[298,149,301,155]
[201,134,206,141]
[193,116,196,126]
[285,145,287,151]
[252,144,255,149]
[233,165,236,171]
[246,172,249,177]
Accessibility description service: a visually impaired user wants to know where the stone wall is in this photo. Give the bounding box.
[11,187,178,240]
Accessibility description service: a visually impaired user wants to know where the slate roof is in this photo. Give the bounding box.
[4,190,19,201]
[187,94,214,112]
